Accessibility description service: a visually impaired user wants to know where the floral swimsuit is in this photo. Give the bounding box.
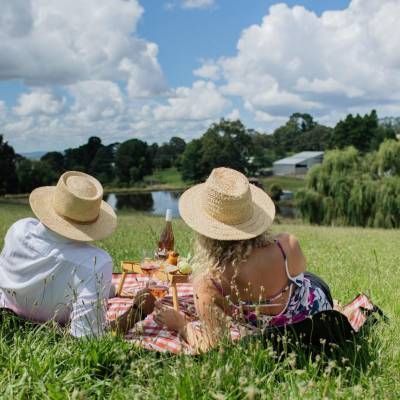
[212,240,333,329]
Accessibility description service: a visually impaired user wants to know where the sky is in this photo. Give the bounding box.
[1,0,399,153]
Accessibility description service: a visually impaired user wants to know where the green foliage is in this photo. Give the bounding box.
[16,159,57,193]
[153,137,186,170]
[330,110,395,152]
[273,113,332,155]
[41,151,65,174]
[297,144,400,228]
[0,135,19,195]
[376,139,400,176]
[180,119,253,182]
[268,183,283,202]
[115,139,153,185]
[90,145,116,183]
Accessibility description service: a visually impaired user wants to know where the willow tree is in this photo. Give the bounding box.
[376,139,400,176]
[296,144,400,228]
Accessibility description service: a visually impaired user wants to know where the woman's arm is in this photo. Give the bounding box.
[154,276,233,353]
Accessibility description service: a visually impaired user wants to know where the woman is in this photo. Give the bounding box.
[155,167,333,352]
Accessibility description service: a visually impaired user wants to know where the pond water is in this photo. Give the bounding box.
[105,191,181,217]
[105,191,298,219]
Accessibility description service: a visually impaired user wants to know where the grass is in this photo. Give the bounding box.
[0,203,399,398]
[261,176,306,192]
[143,168,187,188]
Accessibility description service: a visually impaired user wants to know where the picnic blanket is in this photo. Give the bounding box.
[107,273,381,355]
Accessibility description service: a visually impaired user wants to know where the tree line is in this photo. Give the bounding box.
[0,110,398,195]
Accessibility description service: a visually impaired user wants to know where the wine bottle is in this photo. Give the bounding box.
[157,209,174,259]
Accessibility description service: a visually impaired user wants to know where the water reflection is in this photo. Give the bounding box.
[105,191,297,219]
[106,191,181,217]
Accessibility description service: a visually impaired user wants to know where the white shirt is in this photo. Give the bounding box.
[0,218,112,338]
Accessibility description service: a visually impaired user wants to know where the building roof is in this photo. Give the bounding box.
[273,151,324,166]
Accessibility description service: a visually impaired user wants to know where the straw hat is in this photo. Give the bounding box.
[179,167,275,241]
[29,171,117,242]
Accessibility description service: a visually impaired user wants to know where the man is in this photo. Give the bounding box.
[0,171,153,337]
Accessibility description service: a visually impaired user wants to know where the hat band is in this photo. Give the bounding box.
[53,208,100,225]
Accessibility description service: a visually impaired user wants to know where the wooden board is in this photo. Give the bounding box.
[118,260,191,309]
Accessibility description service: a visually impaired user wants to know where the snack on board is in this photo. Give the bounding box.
[178,258,193,275]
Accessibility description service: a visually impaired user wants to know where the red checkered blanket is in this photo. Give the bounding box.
[107,273,378,355]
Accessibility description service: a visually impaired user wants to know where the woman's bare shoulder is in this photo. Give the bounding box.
[273,232,307,274]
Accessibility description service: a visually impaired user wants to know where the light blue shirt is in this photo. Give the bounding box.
[0,218,112,337]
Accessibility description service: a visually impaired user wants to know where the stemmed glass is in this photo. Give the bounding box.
[140,251,169,300]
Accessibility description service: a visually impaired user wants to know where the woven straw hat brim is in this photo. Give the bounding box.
[179,183,275,241]
[29,187,117,242]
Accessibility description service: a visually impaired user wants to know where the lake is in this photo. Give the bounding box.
[105,191,181,217]
[105,191,298,219]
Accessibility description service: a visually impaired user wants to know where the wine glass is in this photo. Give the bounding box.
[140,251,161,287]
[148,283,169,300]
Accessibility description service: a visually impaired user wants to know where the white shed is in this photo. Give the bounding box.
[273,151,324,176]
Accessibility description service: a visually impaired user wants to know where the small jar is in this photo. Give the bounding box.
[167,251,179,266]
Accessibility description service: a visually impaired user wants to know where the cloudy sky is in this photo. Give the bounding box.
[1,0,399,152]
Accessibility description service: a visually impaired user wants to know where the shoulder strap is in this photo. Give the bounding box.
[275,239,304,287]
[275,239,296,283]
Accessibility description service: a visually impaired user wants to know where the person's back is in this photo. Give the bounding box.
[216,233,306,316]
[0,217,112,337]
[154,167,333,352]
[0,171,121,337]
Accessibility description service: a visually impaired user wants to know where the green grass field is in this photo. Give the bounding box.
[0,203,399,399]
[261,176,306,192]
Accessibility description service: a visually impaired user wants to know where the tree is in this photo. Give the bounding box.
[16,159,57,193]
[330,110,395,152]
[271,113,331,155]
[90,144,116,184]
[180,119,254,182]
[41,152,65,174]
[64,136,104,172]
[296,144,400,228]
[180,139,203,182]
[153,137,186,170]
[294,125,333,151]
[249,132,276,171]
[0,135,19,194]
[115,139,153,185]
[376,139,400,176]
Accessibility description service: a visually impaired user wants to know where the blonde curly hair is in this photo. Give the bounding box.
[191,231,274,278]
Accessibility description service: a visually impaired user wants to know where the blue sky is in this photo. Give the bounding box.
[0,0,398,153]
[139,0,351,87]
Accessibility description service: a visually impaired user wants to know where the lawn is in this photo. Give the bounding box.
[0,202,399,399]
[261,176,306,192]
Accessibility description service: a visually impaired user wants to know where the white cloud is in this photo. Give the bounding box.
[216,0,400,124]
[3,0,400,152]
[14,90,64,116]
[193,61,221,80]
[181,0,214,9]
[0,101,6,116]
[0,0,166,96]
[153,81,229,121]
[68,81,125,121]
[226,108,240,121]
